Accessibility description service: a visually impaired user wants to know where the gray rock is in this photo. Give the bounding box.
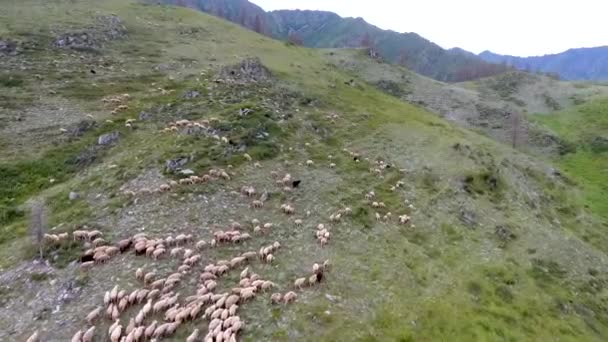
[68,192,79,201]
[97,131,119,145]
[183,90,200,99]
[459,209,477,228]
[165,157,189,173]
[138,111,151,121]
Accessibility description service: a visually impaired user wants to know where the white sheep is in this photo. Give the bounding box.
[283,291,297,304]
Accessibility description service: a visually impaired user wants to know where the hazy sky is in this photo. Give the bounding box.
[252,0,606,57]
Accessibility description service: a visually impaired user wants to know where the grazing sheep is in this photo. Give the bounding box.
[26,331,40,342]
[82,326,95,342]
[265,254,274,263]
[187,329,200,342]
[399,214,411,225]
[243,153,252,161]
[294,277,306,289]
[329,163,336,168]
[86,306,102,324]
[80,261,95,271]
[308,273,320,286]
[306,160,314,166]
[283,291,297,304]
[110,324,122,342]
[252,200,264,208]
[294,219,303,227]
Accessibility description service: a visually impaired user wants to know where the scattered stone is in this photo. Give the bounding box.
[97,131,119,145]
[138,111,151,121]
[183,90,200,99]
[239,108,253,116]
[459,209,477,228]
[217,57,271,84]
[0,39,19,56]
[165,157,189,173]
[68,120,97,137]
[495,225,516,247]
[52,15,126,50]
[179,169,195,176]
[69,192,79,201]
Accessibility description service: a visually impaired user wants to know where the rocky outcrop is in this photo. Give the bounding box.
[52,15,127,50]
[217,58,271,84]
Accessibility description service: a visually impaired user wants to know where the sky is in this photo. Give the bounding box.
[252,0,607,57]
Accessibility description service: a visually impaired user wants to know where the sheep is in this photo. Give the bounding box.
[399,214,411,225]
[220,171,231,180]
[306,160,314,166]
[80,261,95,271]
[265,254,274,264]
[294,219,303,227]
[159,184,171,192]
[86,306,102,324]
[329,163,336,168]
[187,329,200,342]
[26,331,40,342]
[294,277,306,289]
[281,204,295,215]
[82,326,95,342]
[308,273,320,286]
[283,291,297,304]
[110,324,122,342]
[243,153,252,161]
[144,321,158,339]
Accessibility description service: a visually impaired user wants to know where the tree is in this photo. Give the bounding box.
[253,15,264,34]
[397,49,408,66]
[360,32,372,48]
[29,199,47,260]
[287,31,303,46]
[238,7,247,26]
[509,111,527,149]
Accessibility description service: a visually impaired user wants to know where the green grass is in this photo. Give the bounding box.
[531,98,608,221]
[1,1,608,341]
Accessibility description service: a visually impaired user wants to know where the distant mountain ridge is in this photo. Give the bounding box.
[160,0,508,82]
[479,47,608,81]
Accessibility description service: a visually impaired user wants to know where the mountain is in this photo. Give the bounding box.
[5,1,608,341]
[159,0,508,82]
[479,47,608,81]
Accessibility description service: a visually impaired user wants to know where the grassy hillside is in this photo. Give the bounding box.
[323,49,608,153]
[1,1,608,341]
[160,0,509,82]
[531,98,608,221]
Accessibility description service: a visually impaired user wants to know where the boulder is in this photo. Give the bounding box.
[165,157,189,173]
[97,132,119,145]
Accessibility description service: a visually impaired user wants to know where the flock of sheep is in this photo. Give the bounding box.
[27,126,415,341]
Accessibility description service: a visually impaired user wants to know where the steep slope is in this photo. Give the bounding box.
[323,49,608,153]
[531,98,608,221]
[480,46,608,81]
[2,1,608,341]
[158,0,508,82]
